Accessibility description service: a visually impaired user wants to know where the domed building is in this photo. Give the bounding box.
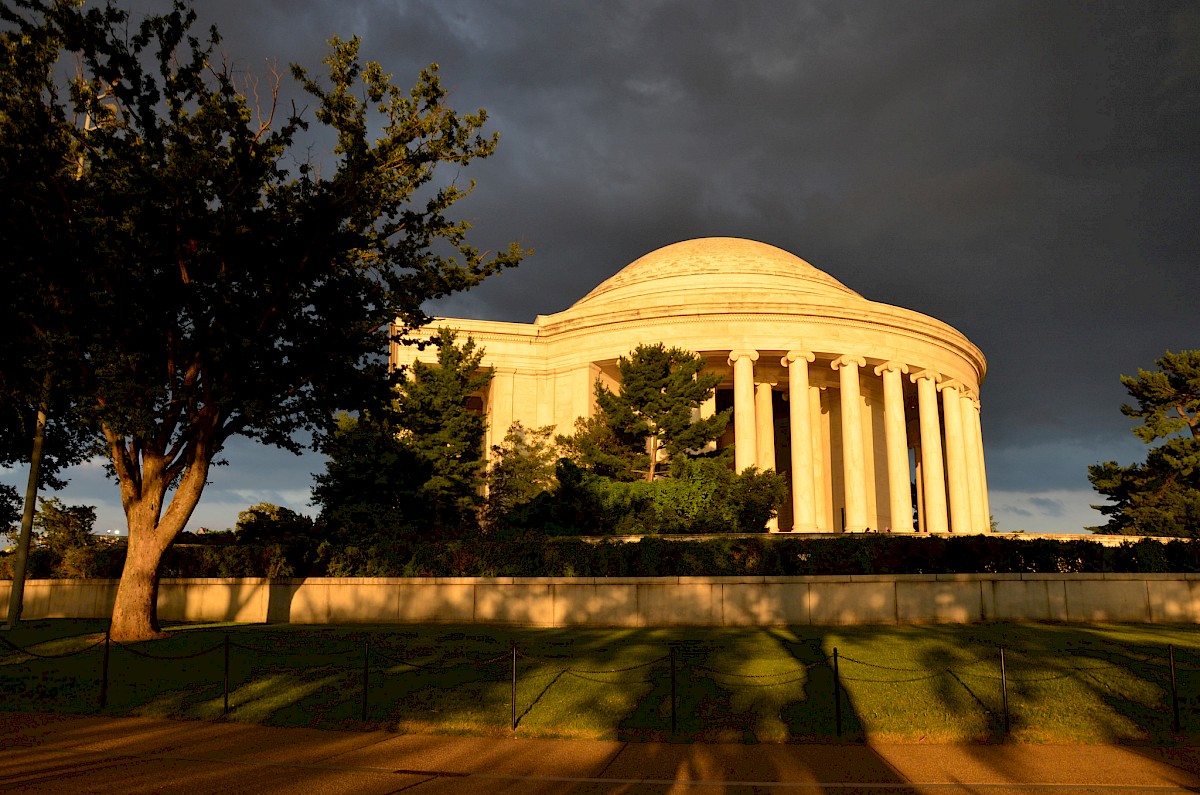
[392,237,991,534]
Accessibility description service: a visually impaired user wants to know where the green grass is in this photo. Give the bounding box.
[4,619,1200,744]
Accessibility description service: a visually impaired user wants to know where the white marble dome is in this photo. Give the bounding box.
[571,237,862,312]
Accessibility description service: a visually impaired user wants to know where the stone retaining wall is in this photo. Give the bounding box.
[3,574,1200,626]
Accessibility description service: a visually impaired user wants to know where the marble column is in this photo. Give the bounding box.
[755,382,776,471]
[783,351,817,533]
[939,380,971,533]
[914,450,926,532]
[966,394,991,532]
[728,350,758,472]
[874,361,913,532]
[832,355,868,533]
[755,380,779,531]
[910,369,948,534]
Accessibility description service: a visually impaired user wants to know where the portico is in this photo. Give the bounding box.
[393,237,992,534]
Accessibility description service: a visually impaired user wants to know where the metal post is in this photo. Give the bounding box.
[223,634,230,716]
[670,645,677,735]
[99,624,111,709]
[833,647,841,737]
[1000,647,1010,735]
[1171,644,1181,733]
[361,637,370,722]
[511,644,517,730]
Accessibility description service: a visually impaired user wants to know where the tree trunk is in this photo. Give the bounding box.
[108,527,169,641]
[108,444,212,642]
[3,372,52,630]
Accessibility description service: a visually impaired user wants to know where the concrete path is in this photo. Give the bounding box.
[2,712,1200,794]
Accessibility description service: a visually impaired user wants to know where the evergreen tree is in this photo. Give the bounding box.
[1089,350,1200,536]
[314,329,492,540]
[484,421,557,533]
[395,329,493,533]
[587,344,728,481]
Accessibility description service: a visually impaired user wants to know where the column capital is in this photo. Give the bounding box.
[937,378,965,394]
[782,350,816,367]
[728,349,759,365]
[873,360,909,377]
[909,368,941,385]
[830,354,866,370]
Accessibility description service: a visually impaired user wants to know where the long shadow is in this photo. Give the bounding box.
[904,622,1200,788]
[774,629,866,741]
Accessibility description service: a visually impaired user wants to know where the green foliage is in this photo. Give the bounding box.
[0,2,95,493]
[12,534,1200,579]
[538,457,785,536]
[314,329,492,541]
[234,503,318,546]
[1089,350,1200,536]
[568,344,727,481]
[484,421,558,535]
[312,410,421,543]
[1,483,18,545]
[32,497,95,558]
[0,1,524,634]
[395,329,493,531]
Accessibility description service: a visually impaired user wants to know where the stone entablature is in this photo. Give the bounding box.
[392,237,991,535]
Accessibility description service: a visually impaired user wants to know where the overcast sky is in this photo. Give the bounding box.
[4,1,1198,535]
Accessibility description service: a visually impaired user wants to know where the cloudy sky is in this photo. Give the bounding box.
[4,1,1198,535]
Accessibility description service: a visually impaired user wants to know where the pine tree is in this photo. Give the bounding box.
[574,344,728,481]
[1089,350,1200,536]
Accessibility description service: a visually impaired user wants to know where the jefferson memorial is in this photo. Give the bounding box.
[392,237,991,535]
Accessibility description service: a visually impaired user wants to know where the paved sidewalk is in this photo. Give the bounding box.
[2,712,1200,793]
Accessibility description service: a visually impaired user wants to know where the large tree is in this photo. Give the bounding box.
[0,1,523,639]
[0,0,98,626]
[581,344,728,481]
[1089,350,1200,536]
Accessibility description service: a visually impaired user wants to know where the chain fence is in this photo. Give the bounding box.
[2,628,1198,737]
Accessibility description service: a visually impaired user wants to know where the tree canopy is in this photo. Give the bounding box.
[0,0,524,639]
[566,344,728,481]
[314,329,492,541]
[1089,350,1200,536]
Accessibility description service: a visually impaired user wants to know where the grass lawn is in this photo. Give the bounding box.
[3,619,1200,744]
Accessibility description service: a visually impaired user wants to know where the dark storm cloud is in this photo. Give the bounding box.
[11,1,1193,531]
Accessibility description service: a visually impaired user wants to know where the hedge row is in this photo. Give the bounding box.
[3,534,1200,579]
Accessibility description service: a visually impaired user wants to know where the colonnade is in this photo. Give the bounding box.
[725,350,990,534]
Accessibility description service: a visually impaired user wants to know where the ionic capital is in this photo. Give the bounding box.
[909,368,941,385]
[728,349,759,366]
[873,360,909,377]
[937,378,965,394]
[830,354,867,371]
[781,350,816,367]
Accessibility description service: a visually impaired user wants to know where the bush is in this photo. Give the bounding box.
[7,534,1200,579]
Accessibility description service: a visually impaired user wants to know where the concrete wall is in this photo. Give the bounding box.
[5,574,1200,626]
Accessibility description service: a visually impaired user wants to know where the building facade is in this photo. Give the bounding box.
[392,237,991,534]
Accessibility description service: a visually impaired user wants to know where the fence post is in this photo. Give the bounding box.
[223,634,230,716]
[670,645,677,735]
[833,647,841,737]
[1000,646,1009,735]
[361,637,370,722]
[1171,644,1181,733]
[99,624,111,709]
[511,644,517,730]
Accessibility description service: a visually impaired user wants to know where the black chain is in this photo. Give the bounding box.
[0,635,106,659]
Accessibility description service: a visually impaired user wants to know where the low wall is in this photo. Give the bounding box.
[5,573,1200,626]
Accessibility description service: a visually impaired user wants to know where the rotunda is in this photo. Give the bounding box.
[391,237,991,534]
